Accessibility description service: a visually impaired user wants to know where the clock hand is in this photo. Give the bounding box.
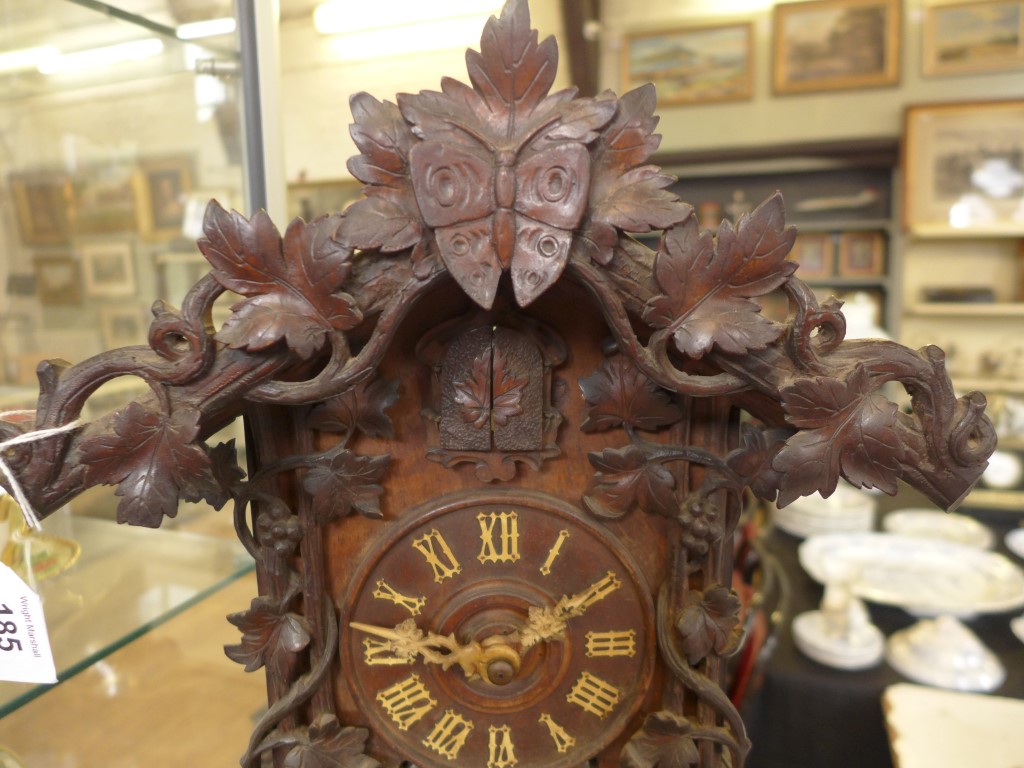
[349,618,521,685]
[518,570,622,649]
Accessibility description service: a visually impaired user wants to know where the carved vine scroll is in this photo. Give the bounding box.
[0,1,996,766]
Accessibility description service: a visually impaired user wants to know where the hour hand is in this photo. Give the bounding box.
[349,619,520,684]
[518,570,622,648]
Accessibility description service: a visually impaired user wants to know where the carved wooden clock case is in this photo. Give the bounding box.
[0,2,996,767]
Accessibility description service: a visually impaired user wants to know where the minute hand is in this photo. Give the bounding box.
[519,570,622,648]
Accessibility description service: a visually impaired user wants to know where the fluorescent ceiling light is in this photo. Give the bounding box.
[0,45,59,73]
[314,0,499,34]
[328,15,490,60]
[177,18,237,40]
[38,38,164,75]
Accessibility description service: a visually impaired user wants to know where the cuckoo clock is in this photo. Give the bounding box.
[0,2,996,766]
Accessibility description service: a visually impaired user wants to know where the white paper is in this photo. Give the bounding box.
[0,561,57,684]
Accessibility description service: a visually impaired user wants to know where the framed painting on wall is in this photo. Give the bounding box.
[80,241,137,297]
[902,99,1024,235]
[772,0,901,94]
[10,172,72,246]
[135,155,193,239]
[789,232,835,278]
[33,254,81,306]
[839,231,885,275]
[71,164,138,235]
[621,22,753,105]
[923,0,1024,77]
[99,304,148,348]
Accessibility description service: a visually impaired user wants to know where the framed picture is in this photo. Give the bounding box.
[33,254,82,306]
[902,100,1024,235]
[99,304,149,348]
[773,0,901,94]
[9,172,72,246]
[790,232,835,279]
[621,23,753,105]
[72,164,138,235]
[80,241,136,297]
[135,155,193,239]
[923,1,1024,77]
[839,231,885,275]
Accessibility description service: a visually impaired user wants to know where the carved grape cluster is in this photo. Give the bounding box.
[256,501,304,558]
[676,495,724,558]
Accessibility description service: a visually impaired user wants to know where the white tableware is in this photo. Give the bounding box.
[1006,528,1024,560]
[792,582,884,669]
[772,482,876,538]
[799,532,1024,617]
[882,509,993,549]
[1011,613,1024,645]
[886,615,1005,692]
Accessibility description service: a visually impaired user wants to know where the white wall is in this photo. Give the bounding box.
[279,2,571,182]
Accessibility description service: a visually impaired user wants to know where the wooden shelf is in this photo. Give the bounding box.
[905,302,1024,318]
[963,488,1024,512]
[953,378,1024,395]
[791,218,892,232]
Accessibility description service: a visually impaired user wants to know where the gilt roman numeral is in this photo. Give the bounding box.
[538,713,575,753]
[361,637,415,666]
[487,724,517,768]
[478,511,520,564]
[422,709,474,760]
[573,571,621,611]
[376,674,436,730]
[539,529,569,575]
[566,671,621,718]
[412,529,462,583]
[372,579,427,616]
[585,629,637,658]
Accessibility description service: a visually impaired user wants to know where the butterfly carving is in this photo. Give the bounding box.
[409,137,591,309]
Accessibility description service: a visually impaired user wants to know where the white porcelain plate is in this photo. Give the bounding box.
[799,533,1024,617]
[882,509,993,550]
[1006,528,1024,560]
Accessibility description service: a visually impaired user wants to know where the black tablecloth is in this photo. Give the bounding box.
[740,503,1024,768]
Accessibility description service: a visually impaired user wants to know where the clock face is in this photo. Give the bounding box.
[339,492,655,767]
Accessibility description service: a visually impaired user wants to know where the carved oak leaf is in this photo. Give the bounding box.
[308,378,400,439]
[282,715,379,768]
[585,444,676,519]
[581,84,691,265]
[491,348,526,427]
[454,353,492,429]
[199,203,362,359]
[580,355,683,432]
[621,710,700,768]
[225,595,312,672]
[78,404,221,527]
[302,449,390,521]
[774,365,905,506]
[643,194,797,359]
[676,585,742,666]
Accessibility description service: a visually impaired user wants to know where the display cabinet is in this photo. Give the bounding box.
[664,163,900,337]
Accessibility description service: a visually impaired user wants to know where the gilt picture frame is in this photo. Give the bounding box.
[622,22,754,105]
[922,0,1024,77]
[135,155,193,239]
[80,240,137,297]
[902,99,1024,235]
[839,231,885,275]
[9,172,72,246]
[790,232,835,279]
[773,0,901,94]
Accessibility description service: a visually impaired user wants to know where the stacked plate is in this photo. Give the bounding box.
[771,483,877,538]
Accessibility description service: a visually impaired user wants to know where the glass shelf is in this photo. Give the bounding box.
[0,515,253,717]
